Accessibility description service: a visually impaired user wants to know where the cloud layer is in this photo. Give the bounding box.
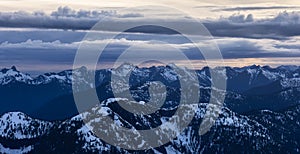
[217,6,300,11]
[0,6,143,30]
[1,35,300,61]
[1,6,300,73]
[1,7,300,40]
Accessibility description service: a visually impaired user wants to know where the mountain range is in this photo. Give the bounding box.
[0,64,300,153]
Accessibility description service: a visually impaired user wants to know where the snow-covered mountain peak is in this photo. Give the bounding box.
[0,112,53,139]
[111,63,137,76]
[0,66,32,85]
[0,66,92,85]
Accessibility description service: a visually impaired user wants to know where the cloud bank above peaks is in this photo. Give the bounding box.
[204,11,300,40]
[1,6,300,40]
[0,6,143,30]
[2,35,300,59]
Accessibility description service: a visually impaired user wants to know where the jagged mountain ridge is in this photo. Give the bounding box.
[0,97,293,153]
[0,65,300,153]
[1,64,299,120]
[1,65,299,95]
[1,64,299,87]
